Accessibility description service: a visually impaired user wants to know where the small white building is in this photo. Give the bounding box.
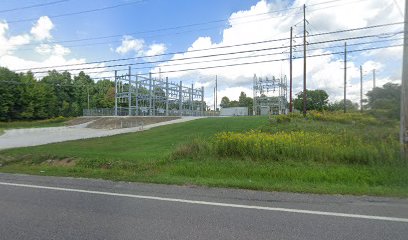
[220,107,249,116]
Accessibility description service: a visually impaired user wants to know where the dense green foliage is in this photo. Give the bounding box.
[0,67,114,121]
[366,82,401,119]
[294,89,329,111]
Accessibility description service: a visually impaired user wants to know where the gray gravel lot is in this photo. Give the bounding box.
[0,117,200,150]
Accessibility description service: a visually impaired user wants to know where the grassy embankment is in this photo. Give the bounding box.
[0,117,70,135]
[0,113,407,197]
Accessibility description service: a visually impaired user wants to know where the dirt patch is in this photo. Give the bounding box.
[86,116,180,129]
[43,158,76,167]
[65,117,101,126]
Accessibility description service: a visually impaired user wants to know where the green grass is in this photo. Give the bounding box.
[0,115,407,197]
[0,116,70,132]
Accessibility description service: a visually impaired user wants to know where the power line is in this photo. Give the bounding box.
[26,30,404,74]
[12,22,404,72]
[133,44,404,76]
[5,0,372,48]
[0,0,70,13]
[4,44,402,80]
[7,0,146,24]
[8,5,301,49]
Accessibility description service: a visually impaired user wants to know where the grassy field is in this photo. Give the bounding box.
[0,114,407,197]
[0,117,70,135]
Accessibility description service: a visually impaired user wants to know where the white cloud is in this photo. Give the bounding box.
[145,43,167,56]
[35,44,71,56]
[115,35,144,55]
[53,44,71,56]
[151,0,404,108]
[35,44,52,55]
[144,43,167,61]
[30,16,54,41]
[0,21,31,55]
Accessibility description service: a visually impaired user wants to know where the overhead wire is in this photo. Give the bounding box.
[25,30,404,74]
[12,21,404,72]
[0,0,70,13]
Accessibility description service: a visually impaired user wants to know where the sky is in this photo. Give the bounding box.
[0,0,405,109]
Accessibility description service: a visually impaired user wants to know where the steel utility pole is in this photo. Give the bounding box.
[303,4,307,117]
[215,75,218,112]
[360,65,363,112]
[114,70,118,116]
[373,69,376,88]
[344,42,347,113]
[400,0,408,157]
[128,66,131,116]
[289,26,293,112]
[214,87,216,112]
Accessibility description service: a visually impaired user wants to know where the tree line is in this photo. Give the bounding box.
[0,67,114,121]
[219,84,401,119]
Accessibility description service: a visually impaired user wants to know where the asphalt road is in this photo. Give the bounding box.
[0,173,407,240]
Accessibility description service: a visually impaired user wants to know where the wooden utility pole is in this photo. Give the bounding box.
[344,42,347,113]
[303,4,307,116]
[360,65,363,112]
[400,0,408,157]
[290,26,293,112]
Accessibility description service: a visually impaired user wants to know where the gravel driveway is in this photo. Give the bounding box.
[0,117,200,150]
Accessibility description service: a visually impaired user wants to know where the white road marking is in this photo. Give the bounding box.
[0,181,407,223]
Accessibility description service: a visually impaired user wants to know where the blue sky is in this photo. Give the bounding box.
[2,0,262,60]
[0,0,405,108]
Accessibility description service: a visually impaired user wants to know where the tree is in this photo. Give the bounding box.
[0,67,22,120]
[366,82,400,119]
[220,96,230,108]
[328,99,358,112]
[294,89,329,112]
[238,91,253,114]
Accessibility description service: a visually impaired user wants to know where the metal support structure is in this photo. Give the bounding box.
[360,65,363,112]
[289,26,293,113]
[113,67,205,117]
[344,42,347,113]
[165,77,169,116]
[401,0,408,157]
[135,74,138,116]
[128,66,131,116]
[215,75,218,111]
[303,4,307,117]
[373,69,376,88]
[149,72,153,116]
[201,86,204,116]
[253,75,288,116]
[179,81,183,116]
[114,70,118,116]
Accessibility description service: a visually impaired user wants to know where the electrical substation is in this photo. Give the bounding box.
[113,68,205,116]
[253,74,288,115]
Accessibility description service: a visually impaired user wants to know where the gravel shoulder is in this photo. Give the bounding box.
[0,117,201,150]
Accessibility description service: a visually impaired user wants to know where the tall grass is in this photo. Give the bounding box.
[174,112,403,166]
[213,130,400,165]
[0,116,69,129]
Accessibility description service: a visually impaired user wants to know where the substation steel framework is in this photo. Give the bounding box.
[114,67,205,116]
[253,74,288,115]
